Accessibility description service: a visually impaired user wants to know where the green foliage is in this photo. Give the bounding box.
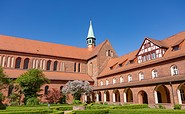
[0,92,5,102]
[0,67,11,90]
[52,106,73,111]
[59,95,66,104]
[9,93,21,106]
[103,102,108,105]
[158,104,165,109]
[26,97,39,106]
[174,104,181,110]
[73,109,109,114]
[0,102,6,110]
[16,69,49,104]
[73,100,82,105]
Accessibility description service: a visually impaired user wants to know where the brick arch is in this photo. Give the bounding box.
[177,82,185,104]
[154,84,171,103]
[104,90,110,102]
[137,90,148,104]
[124,88,133,103]
[113,89,120,102]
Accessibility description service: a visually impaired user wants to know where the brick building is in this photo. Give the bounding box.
[0,21,185,108]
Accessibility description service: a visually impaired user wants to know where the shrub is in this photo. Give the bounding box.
[0,102,6,110]
[99,101,103,104]
[158,104,165,109]
[73,109,109,114]
[73,100,82,105]
[174,104,181,110]
[10,101,19,106]
[53,106,73,111]
[104,102,108,105]
[59,95,66,104]
[26,97,39,106]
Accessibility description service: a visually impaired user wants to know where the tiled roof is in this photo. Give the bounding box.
[4,69,94,82]
[94,74,185,90]
[0,35,105,60]
[99,31,185,78]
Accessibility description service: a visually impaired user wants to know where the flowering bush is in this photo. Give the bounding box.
[62,80,92,100]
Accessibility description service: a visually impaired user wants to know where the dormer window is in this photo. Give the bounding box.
[172,45,179,51]
[119,64,123,67]
[130,60,134,64]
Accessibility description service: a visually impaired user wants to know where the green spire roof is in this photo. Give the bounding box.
[87,20,95,39]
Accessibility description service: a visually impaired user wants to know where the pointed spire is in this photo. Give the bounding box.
[87,20,95,39]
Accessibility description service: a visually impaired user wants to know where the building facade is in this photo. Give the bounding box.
[0,21,185,108]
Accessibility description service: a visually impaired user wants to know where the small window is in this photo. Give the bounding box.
[130,60,134,64]
[113,78,116,84]
[46,60,51,70]
[100,81,103,86]
[120,77,124,83]
[53,61,58,71]
[78,63,80,72]
[106,79,109,85]
[128,75,132,82]
[15,57,21,69]
[171,65,178,76]
[139,72,144,80]
[172,45,179,51]
[152,69,158,78]
[151,53,156,59]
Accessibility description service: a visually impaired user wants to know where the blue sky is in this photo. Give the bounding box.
[0,0,185,56]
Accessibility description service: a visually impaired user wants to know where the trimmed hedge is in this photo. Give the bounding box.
[108,109,185,114]
[86,104,148,110]
[51,106,73,111]
[73,109,109,114]
[0,110,53,114]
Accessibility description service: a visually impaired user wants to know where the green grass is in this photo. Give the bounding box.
[1,104,185,114]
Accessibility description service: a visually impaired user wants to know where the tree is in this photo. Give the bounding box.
[16,69,49,104]
[62,80,92,100]
[45,88,63,104]
[0,67,11,90]
[0,67,10,109]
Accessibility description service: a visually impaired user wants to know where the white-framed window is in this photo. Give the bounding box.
[152,69,158,78]
[100,81,103,86]
[171,65,178,76]
[113,78,116,84]
[120,76,124,83]
[106,79,109,85]
[128,75,132,82]
[139,72,144,80]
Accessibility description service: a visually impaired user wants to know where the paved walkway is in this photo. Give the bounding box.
[64,110,73,114]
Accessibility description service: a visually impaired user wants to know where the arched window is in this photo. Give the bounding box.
[15,57,21,69]
[44,85,49,95]
[46,60,51,70]
[128,75,132,82]
[106,79,109,85]
[120,76,124,83]
[139,72,144,80]
[78,63,81,72]
[152,69,158,78]
[53,61,58,71]
[23,58,29,69]
[171,65,178,76]
[113,78,116,84]
[100,81,103,86]
[74,63,76,72]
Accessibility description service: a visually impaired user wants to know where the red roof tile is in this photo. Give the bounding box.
[4,69,93,82]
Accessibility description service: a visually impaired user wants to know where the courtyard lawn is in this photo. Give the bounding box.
[1,104,185,114]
